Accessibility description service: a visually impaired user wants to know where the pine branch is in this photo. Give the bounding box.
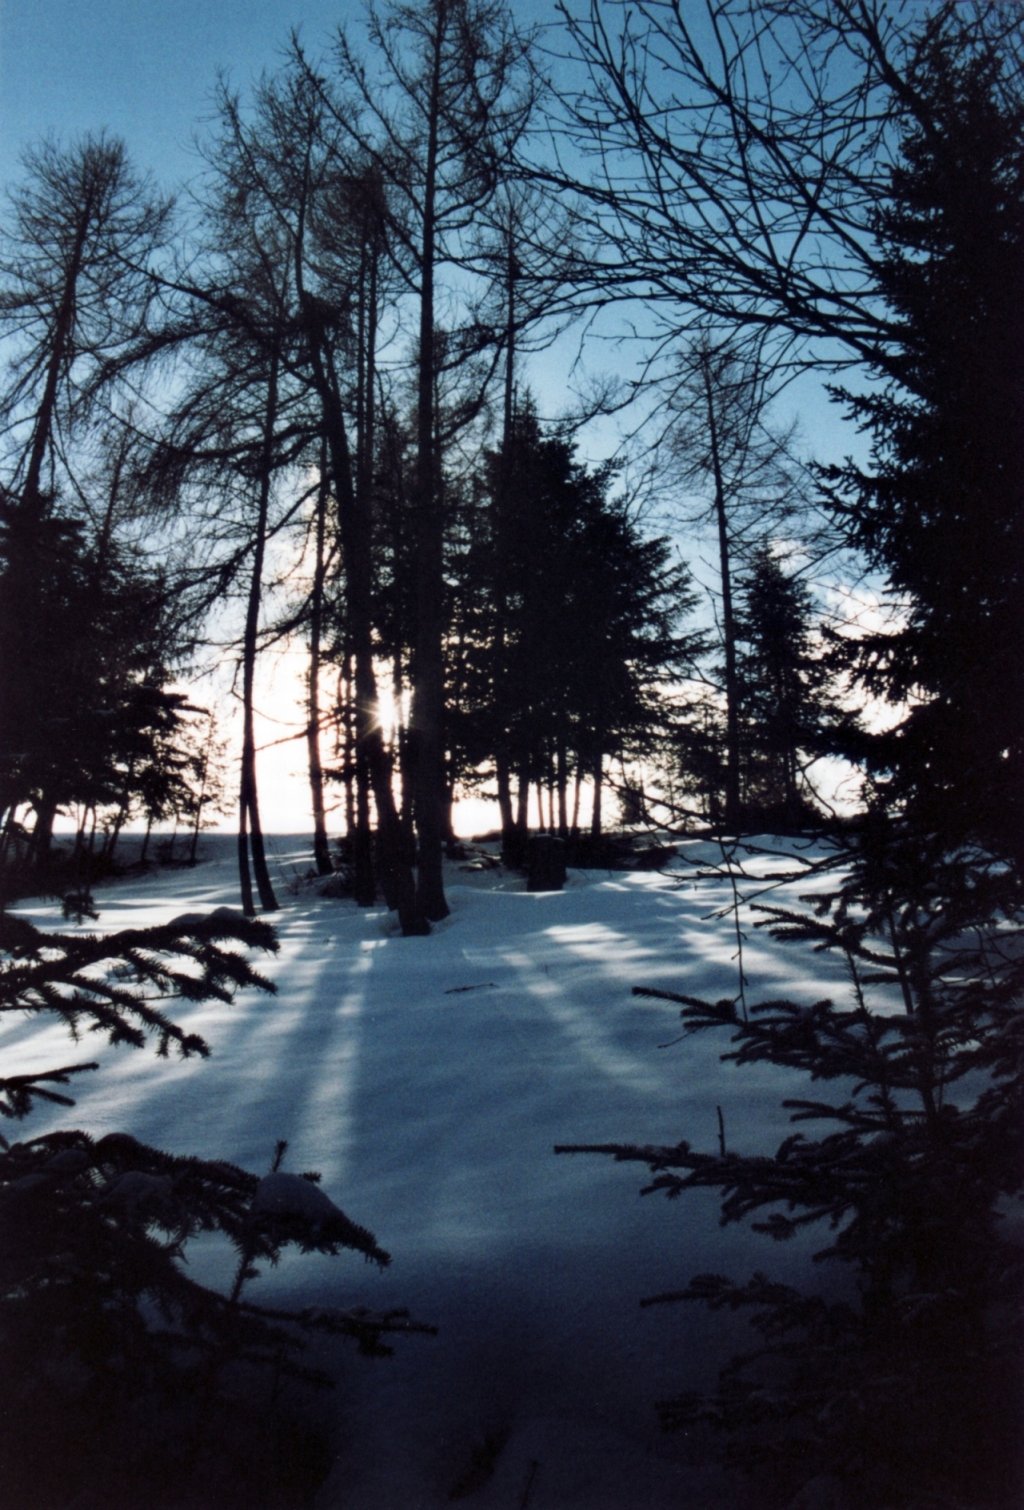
[0,907,278,1075]
[0,1060,99,1119]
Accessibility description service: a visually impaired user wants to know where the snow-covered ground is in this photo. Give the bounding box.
[7,833,856,1508]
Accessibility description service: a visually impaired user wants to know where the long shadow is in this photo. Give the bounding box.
[6,873,388,1224]
[297,870,840,1507]
[5,850,851,1507]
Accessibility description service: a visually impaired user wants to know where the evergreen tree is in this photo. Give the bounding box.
[732,544,838,828]
[559,820,1024,1505]
[554,7,1024,1502]
[824,18,1024,867]
[470,405,701,853]
[0,499,189,880]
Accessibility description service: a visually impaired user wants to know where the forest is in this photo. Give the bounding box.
[0,1,1022,1506]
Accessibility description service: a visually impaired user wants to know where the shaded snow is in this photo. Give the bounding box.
[6,833,854,1508]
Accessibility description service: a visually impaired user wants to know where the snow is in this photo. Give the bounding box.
[6,833,854,1508]
[251,1171,346,1225]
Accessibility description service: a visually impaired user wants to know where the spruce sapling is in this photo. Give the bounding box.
[558,817,1024,1506]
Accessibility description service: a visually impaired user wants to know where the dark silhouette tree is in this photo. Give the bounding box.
[0,499,191,884]
[550,1,1019,375]
[298,148,420,927]
[732,543,837,827]
[822,18,1024,866]
[0,138,174,867]
[554,0,1024,857]
[668,336,806,832]
[466,404,701,853]
[554,11,1024,1502]
[138,82,334,916]
[304,0,541,924]
[558,824,1024,1504]
[201,64,423,927]
[0,134,171,517]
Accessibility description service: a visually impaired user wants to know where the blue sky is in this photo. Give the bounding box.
[0,0,859,469]
[0,0,592,405]
[0,2,381,190]
[0,0,565,191]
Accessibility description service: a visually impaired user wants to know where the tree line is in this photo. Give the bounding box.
[1,0,1021,922]
[0,1,849,931]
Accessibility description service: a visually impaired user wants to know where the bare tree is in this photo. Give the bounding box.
[667,335,805,830]
[298,0,540,924]
[0,134,171,515]
[0,137,173,860]
[138,90,326,915]
[548,0,1021,378]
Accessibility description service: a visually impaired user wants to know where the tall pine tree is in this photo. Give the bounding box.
[825,17,1024,867]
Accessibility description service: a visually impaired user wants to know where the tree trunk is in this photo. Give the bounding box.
[306,459,333,877]
[570,767,582,839]
[0,807,19,876]
[495,225,518,862]
[350,216,381,908]
[247,787,276,910]
[188,717,213,867]
[21,190,96,514]
[704,358,742,834]
[590,755,604,841]
[496,755,515,851]
[31,794,57,871]
[104,796,129,862]
[300,277,418,927]
[340,657,356,840]
[409,13,450,925]
[557,735,569,839]
[237,795,255,917]
[238,348,281,915]
[516,766,529,833]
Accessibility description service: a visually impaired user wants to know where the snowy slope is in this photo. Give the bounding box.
[7,835,854,1508]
